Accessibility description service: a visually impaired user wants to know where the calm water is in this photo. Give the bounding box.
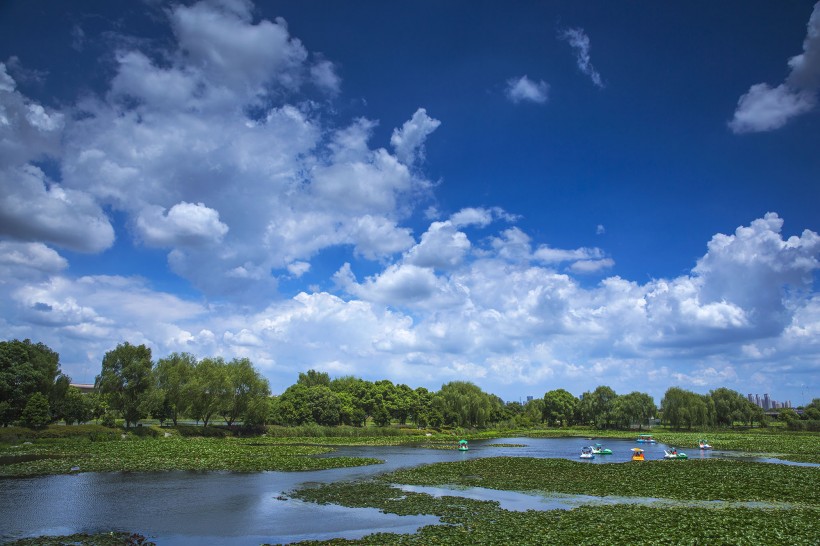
[0,437,807,545]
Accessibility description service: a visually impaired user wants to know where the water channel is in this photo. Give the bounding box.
[0,437,811,545]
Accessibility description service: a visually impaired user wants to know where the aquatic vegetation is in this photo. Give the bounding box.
[5,532,155,546]
[288,456,820,545]
[384,457,819,504]
[0,436,381,476]
[289,479,820,545]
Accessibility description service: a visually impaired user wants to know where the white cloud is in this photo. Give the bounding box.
[390,108,441,165]
[730,2,820,133]
[0,241,67,278]
[404,221,471,270]
[310,58,341,95]
[559,28,604,88]
[728,83,816,133]
[505,75,549,104]
[136,201,229,247]
[0,165,115,253]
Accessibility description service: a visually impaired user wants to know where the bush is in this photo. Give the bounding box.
[786,419,820,432]
[174,425,229,437]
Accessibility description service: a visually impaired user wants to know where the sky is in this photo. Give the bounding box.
[1,0,818,406]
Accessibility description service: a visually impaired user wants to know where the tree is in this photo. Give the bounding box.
[220,358,270,427]
[613,392,657,430]
[297,369,331,388]
[154,352,196,425]
[661,387,712,430]
[543,389,578,427]
[187,357,228,427]
[60,386,91,425]
[434,381,496,428]
[21,392,51,429]
[0,339,62,425]
[270,383,341,426]
[96,342,154,428]
[710,388,748,427]
[590,386,618,429]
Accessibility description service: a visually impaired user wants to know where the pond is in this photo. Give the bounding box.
[0,437,807,545]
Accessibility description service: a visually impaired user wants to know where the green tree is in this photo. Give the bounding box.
[590,386,618,429]
[434,381,495,428]
[60,386,91,425]
[0,339,62,425]
[613,392,657,430]
[187,357,228,427]
[220,358,270,426]
[21,392,51,429]
[710,388,748,427]
[297,369,331,387]
[661,387,712,430]
[543,389,578,427]
[96,342,154,428]
[154,352,196,425]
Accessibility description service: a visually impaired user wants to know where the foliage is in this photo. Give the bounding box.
[20,392,52,429]
[187,357,227,426]
[289,455,820,545]
[59,386,92,425]
[384,456,819,504]
[96,342,153,428]
[433,381,500,427]
[612,391,656,429]
[0,339,64,426]
[0,435,382,476]
[542,388,577,427]
[154,352,195,425]
[220,357,271,426]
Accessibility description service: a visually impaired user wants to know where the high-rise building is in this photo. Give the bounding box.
[763,393,771,410]
[755,394,761,407]
[748,394,754,404]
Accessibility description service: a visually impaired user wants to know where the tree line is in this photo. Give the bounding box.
[2,338,819,430]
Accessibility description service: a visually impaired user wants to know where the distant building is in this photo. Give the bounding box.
[763,393,771,410]
[755,394,761,407]
[526,396,534,402]
[70,383,95,394]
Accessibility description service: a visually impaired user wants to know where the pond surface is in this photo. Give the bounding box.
[0,437,804,545]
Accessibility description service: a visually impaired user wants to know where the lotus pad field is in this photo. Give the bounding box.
[288,457,820,545]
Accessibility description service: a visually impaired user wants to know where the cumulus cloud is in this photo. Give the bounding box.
[0,165,114,253]
[505,75,549,104]
[390,108,441,165]
[730,2,820,133]
[136,201,229,247]
[559,28,604,88]
[34,1,438,303]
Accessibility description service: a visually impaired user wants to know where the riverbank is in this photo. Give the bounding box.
[2,424,819,477]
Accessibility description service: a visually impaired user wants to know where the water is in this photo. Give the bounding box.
[0,437,810,545]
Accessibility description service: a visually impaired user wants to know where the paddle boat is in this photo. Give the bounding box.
[631,447,645,461]
[591,443,612,455]
[636,434,657,443]
[663,447,688,459]
[458,439,469,451]
[580,446,595,459]
[698,439,713,450]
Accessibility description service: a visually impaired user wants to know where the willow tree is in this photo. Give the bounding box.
[96,342,153,428]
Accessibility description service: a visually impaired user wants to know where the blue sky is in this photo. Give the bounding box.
[1,0,818,406]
